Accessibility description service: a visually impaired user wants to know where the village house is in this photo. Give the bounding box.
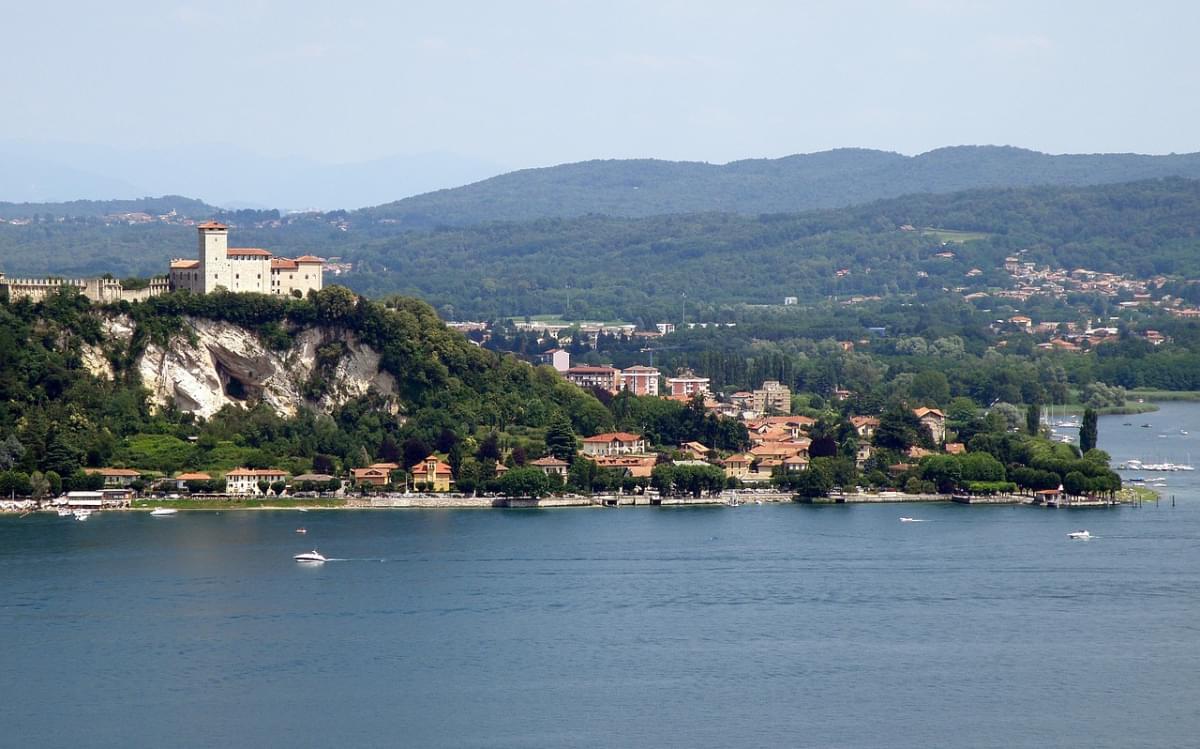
[352,462,400,487]
[721,453,754,480]
[850,416,880,439]
[225,467,288,495]
[411,456,454,492]
[678,441,710,460]
[169,222,323,297]
[782,454,810,472]
[172,471,212,490]
[529,456,570,479]
[589,454,657,479]
[913,407,946,444]
[84,467,142,488]
[580,432,646,457]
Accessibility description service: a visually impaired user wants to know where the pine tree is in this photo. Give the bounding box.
[544,412,577,463]
[1026,402,1041,436]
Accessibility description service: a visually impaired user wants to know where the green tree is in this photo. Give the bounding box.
[497,467,553,498]
[792,462,834,498]
[544,412,577,463]
[1079,408,1099,453]
[1025,402,1041,436]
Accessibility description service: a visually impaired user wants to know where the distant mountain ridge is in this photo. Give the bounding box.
[361,146,1200,227]
[0,195,216,221]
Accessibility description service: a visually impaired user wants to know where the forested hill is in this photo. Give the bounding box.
[359,146,1200,228]
[344,177,1200,320]
[0,195,217,220]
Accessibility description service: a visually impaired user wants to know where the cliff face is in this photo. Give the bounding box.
[86,316,399,418]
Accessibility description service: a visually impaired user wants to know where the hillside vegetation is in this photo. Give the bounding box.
[0,287,611,483]
[4,177,1200,321]
[360,146,1200,228]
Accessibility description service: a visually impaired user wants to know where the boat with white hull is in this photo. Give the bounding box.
[294,550,327,563]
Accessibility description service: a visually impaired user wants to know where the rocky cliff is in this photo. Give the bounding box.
[85,316,399,418]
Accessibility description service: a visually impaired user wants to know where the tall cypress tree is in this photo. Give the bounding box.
[1026,402,1042,436]
[1079,408,1099,453]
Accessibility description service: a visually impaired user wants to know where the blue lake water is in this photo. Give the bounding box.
[4,405,1200,748]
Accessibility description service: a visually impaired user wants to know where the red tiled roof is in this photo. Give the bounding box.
[530,456,569,467]
[84,467,141,477]
[175,472,212,481]
[581,432,643,443]
[170,259,200,269]
[197,221,227,230]
[294,255,324,263]
[271,258,298,270]
[228,248,272,257]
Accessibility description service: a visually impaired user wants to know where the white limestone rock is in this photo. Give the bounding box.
[134,317,399,419]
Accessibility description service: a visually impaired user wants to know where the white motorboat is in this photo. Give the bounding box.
[73,510,92,521]
[56,507,74,517]
[293,550,327,563]
[296,528,307,534]
[150,508,178,516]
[1067,530,1092,540]
[899,517,925,523]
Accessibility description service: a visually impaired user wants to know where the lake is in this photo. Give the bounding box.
[3,405,1200,748]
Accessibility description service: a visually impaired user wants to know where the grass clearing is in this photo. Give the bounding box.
[919,227,991,243]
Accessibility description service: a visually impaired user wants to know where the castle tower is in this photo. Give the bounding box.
[196,221,230,293]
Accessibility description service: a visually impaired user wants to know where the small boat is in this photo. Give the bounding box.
[56,507,74,517]
[150,508,178,516]
[1141,423,1153,428]
[294,550,327,563]
[899,517,926,523]
[1067,530,1092,540]
[73,509,92,521]
[296,528,307,534]
[297,508,309,513]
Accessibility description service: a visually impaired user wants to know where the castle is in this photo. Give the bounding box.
[1,223,323,303]
[168,222,323,296]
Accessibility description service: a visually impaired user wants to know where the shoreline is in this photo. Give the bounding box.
[5,487,1157,515]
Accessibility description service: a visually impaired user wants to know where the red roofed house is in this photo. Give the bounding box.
[850,416,880,439]
[169,223,323,297]
[352,462,400,487]
[411,456,454,492]
[721,453,753,480]
[580,432,646,457]
[172,471,212,490]
[529,456,570,478]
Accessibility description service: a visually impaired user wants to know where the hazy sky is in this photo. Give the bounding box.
[8,0,1199,168]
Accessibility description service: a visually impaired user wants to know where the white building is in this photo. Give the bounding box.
[170,222,323,297]
[224,468,289,495]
